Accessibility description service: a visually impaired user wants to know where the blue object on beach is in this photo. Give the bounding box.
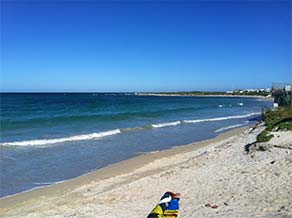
[167,198,180,210]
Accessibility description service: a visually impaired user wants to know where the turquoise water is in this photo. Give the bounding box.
[0,93,272,197]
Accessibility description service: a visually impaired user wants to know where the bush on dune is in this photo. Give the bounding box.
[257,106,292,142]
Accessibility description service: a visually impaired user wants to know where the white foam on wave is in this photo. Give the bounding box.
[2,129,121,147]
[152,121,181,128]
[33,182,54,185]
[215,122,247,133]
[2,112,261,147]
[183,112,260,124]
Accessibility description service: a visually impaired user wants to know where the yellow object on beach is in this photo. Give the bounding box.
[147,192,180,218]
[149,205,164,218]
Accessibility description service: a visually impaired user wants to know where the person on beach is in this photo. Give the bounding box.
[147,192,180,218]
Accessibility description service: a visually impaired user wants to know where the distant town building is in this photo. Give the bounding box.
[225,87,272,96]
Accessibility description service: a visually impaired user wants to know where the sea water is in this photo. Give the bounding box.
[0,93,272,197]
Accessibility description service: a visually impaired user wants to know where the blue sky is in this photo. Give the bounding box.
[1,1,291,92]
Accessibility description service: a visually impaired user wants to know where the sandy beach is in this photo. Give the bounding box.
[1,125,291,218]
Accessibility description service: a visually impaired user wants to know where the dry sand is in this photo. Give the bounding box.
[1,125,292,218]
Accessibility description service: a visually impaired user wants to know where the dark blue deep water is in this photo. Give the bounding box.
[0,93,272,197]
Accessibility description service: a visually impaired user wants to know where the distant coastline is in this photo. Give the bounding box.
[0,92,273,99]
[136,92,272,99]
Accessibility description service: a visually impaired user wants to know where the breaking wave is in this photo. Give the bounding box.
[2,112,260,147]
[215,122,248,133]
[152,121,181,128]
[183,112,260,123]
[2,129,121,146]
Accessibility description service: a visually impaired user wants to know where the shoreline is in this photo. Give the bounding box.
[2,124,291,218]
[0,126,249,210]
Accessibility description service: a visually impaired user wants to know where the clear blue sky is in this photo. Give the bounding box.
[1,1,291,92]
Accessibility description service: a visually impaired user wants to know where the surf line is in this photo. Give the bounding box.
[2,112,260,147]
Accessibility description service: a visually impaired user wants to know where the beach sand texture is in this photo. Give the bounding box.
[1,126,292,218]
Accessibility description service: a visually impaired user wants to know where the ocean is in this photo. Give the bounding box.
[0,93,272,197]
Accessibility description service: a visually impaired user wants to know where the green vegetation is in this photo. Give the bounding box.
[264,106,292,131]
[257,130,274,142]
[257,106,292,142]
